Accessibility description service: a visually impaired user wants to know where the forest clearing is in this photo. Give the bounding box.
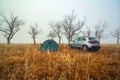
[0,44,120,80]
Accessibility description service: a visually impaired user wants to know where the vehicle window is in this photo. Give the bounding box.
[73,40,74,42]
[73,38,78,42]
[83,38,86,41]
[89,37,97,40]
[78,37,83,41]
[78,38,81,41]
[78,37,86,41]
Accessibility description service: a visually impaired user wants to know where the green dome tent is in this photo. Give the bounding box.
[40,39,59,51]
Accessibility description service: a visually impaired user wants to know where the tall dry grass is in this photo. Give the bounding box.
[0,44,120,80]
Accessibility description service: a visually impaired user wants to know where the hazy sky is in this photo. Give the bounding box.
[0,0,120,43]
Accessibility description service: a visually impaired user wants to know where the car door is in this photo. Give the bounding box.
[71,38,78,47]
[77,37,82,47]
[74,38,80,47]
[77,37,84,48]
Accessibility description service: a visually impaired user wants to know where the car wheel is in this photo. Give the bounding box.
[83,46,88,51]
[93,49,98,51]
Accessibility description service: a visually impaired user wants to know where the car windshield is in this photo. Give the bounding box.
[89,37,97,41]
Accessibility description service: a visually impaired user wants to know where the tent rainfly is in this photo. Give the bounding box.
[40,39,59,51]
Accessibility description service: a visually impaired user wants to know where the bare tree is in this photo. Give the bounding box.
[62,11,85,44]
[0,11,24,44]
[86,26,92,37]
[111,26,120,44]
[28,23,40,44]
[49,21,63,44]
[47,31,57,40]
[83,26,92,37]
[94,21,107,42]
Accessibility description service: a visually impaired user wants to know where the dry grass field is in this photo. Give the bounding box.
[0,44,120,80]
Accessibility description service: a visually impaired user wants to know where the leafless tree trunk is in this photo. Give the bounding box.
[49,21,63,44]
[28,23,40,45]
[111,26,120,44]
[86,26,92,37]
[62,11,85,44]
[47,31,57,40]
[94,21,107,42]
[0,11,24,44]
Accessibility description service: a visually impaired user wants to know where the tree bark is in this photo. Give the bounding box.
[68,39,70,45]
[117,38,119,44]
[33,38,36,45]
[7,38,10,44]
[58,36,61,44]
[98,38,100,43]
